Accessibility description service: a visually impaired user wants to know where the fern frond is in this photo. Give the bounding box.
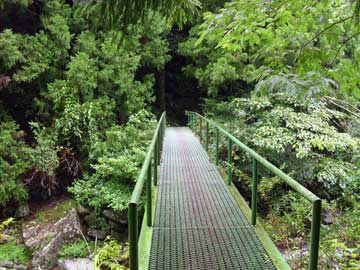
[77,0,201,29]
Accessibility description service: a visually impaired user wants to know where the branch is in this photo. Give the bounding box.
[302,16,353,49]
[330,31,360,65]
[323,96,360,119]
[294,16,353,63]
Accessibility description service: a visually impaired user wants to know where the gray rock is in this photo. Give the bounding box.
[87,229,106,240]
[0,261,14,268]
[108,220,126,232]
[13,265,27,270]
[76,204,90,216]
[15,203,31,218]
[102,209,127,225]
[110,230,127,241]
[59,258,93,270]
[0,234,13,244]
[22,207,82,269]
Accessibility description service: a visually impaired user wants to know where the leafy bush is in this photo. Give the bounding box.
[69,110,156,212]
[205,75,360,201]
[69,177,132,213]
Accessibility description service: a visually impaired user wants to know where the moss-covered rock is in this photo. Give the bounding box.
[22,199,82,269]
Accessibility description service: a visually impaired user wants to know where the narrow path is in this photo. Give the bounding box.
[149,127,276,270]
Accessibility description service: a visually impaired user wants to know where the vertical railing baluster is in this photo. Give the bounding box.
[129,203,138,270]
[205,122,209,151]
[227,137,232,185]
[309,200,322,270]
[146,161,152,227]
[251,158,258,225]
[200,117,202,140]
[157,134,160,166]
[153,142,158,186]
[215,128,219,166]
[159,123,162,155]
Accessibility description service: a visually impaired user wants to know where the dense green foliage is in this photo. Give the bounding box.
[0,122,30,207]
[182,0,360,268]
[69,110,156,212]
[0,0,170,214]
[180,0,360,98]
[1,0,360,269]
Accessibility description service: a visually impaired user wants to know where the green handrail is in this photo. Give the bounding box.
[186,111,322,270]
[128,112,166,270]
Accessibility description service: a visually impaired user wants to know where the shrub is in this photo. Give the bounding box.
[69,110,156,212]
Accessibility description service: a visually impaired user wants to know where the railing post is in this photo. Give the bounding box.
[157,135,160,165]
[146,161,152,227]
[153,142,158,186]
[309,199,322,270]
[215,128,219,166]
[199,117,203,142]
[159,117,164,155]
[251,158,258,225]
[227,137,232,185]
[205,122,209,151]
[128,203,138,270]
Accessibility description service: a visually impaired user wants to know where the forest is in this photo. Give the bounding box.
[0,0,359,270]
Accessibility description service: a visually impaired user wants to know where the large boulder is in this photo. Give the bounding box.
[22,201,82,269]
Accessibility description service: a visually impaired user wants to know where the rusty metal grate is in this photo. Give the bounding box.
[149,127,276,269]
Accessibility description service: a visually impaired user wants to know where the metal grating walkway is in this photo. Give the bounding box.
[149,127,276,270]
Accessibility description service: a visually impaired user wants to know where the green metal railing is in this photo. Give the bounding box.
[186,111,322,270]
[128,112,166,270]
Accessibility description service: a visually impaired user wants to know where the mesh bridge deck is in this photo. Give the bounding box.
[149,127,276,270]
